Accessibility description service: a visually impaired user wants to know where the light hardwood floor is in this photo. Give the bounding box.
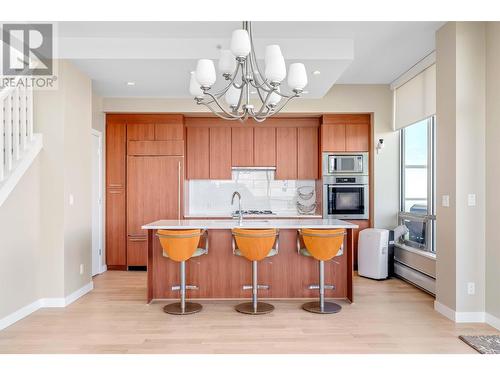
[0,271,497,354]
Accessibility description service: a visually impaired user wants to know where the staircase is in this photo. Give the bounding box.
[0,85,43,207]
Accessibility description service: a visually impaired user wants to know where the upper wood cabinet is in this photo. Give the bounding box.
[254,127,276,166]
[209,127,232,179]
[106,121,126,187]
[186,127,210,179]
[321,114,370,152]
[231,127,254,167]
[276,127,298,180]
[127,123,155,141]
[298,127,319,179]
[345,123,370,151]
[154,115,183,140]
[321,123,346,152]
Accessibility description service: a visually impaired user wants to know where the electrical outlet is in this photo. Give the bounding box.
[442,195,450,207]
[468,193,476,207]
[467,282,475,295]
[80,264,84,275]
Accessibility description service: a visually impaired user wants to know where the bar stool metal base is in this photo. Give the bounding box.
[302,301,342,314]
[235,301,274,315]
[163,302,203,315]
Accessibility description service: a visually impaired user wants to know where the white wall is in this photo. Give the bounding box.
[0,159,41,319]
[485,22,500,323]
[435,22,487,316]
[103,84,398,229]
[0,60,93,326]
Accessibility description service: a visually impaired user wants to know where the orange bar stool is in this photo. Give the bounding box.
[297,228,346,314]
[156,229,208,315]
[231,228,279,315]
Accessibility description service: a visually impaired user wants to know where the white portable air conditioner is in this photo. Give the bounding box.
[358,228,389,280]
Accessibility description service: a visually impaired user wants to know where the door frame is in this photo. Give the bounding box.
[91,129,105,275]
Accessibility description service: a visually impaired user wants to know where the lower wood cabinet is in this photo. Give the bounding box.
[349,219,370,269]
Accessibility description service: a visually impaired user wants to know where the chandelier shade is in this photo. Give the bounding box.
[190,21,307,122]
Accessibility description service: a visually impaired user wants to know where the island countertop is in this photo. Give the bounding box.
[142,218,358,230]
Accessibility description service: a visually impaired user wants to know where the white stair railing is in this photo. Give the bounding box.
[0,85,34,183]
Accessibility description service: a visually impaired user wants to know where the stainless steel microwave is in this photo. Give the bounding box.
[322,152,368,176]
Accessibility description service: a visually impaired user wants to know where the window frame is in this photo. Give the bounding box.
[399,116,436,253]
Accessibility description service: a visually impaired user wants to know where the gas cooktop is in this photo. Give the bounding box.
[233,210,276,215]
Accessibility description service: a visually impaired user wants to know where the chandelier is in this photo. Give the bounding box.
[189,21,308,122]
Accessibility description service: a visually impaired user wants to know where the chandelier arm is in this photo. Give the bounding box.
[200,102,245,121]
[268,93,299,114]
[203,91,247,119]
[207,63,243,98]
[253,90,274,117]
[248,22,274,91]
[248,106,271,122]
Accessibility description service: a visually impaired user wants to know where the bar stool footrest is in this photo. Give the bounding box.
[242,285,269,290]
[307,284,335,290]
[163,302,203,315]
[235,301,274,315]
[302,301,341,314]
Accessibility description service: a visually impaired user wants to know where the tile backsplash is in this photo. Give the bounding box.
[187,169,317,216]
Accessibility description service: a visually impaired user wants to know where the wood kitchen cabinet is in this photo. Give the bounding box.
[127,156,183,266]
[231,127,254,167]
[154,115,183,140]
[127,123,155,141]
[349,219,370,269]
[321,114,370,152]
[253,127,276,166]
[321,123,346,152]
[186,127,210,179]
[105,120,127,268]
[209,127,232,179]
[298,127,319,179]
[276,127,298,180]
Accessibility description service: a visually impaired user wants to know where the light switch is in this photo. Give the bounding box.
[468,194,476,207]
[442,195,450,207]
[69,194,74,206]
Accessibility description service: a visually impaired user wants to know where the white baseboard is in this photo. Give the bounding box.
[434,300,457,321]
[0,281,93,331]
[434,301,498,325]
[100,264,107,274]
[65,281,93,306]
[486,313,500,331]
[0,299,42,330]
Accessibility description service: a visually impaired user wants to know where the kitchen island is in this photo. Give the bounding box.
[142,219,358,303]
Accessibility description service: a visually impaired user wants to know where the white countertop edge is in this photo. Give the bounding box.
[183,214,323,219]
[142,218,358,230]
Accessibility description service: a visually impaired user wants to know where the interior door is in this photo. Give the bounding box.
[91,132,103,276]
[127,156,183,266]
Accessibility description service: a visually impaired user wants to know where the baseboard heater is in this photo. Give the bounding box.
[394,260,435,296]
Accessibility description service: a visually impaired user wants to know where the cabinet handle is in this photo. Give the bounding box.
[178,161,181,220]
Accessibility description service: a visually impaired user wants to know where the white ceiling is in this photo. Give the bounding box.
[57,21,444,98]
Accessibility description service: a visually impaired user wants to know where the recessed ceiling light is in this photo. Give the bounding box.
[312,70,321,76]
[302,91,309,94]
[126,81,136,86]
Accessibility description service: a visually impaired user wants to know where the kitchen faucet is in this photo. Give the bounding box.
[231,191,243,225]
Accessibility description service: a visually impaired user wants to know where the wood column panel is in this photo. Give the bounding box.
[276,127,298,180]
[298,127,319,179]
[105,119,127,266]
[254,127,276,166]
[209,127,232,179]
[231,127,254,167]
[186,127,210,179]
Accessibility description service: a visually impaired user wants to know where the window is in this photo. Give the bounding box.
[399,116,436,253]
